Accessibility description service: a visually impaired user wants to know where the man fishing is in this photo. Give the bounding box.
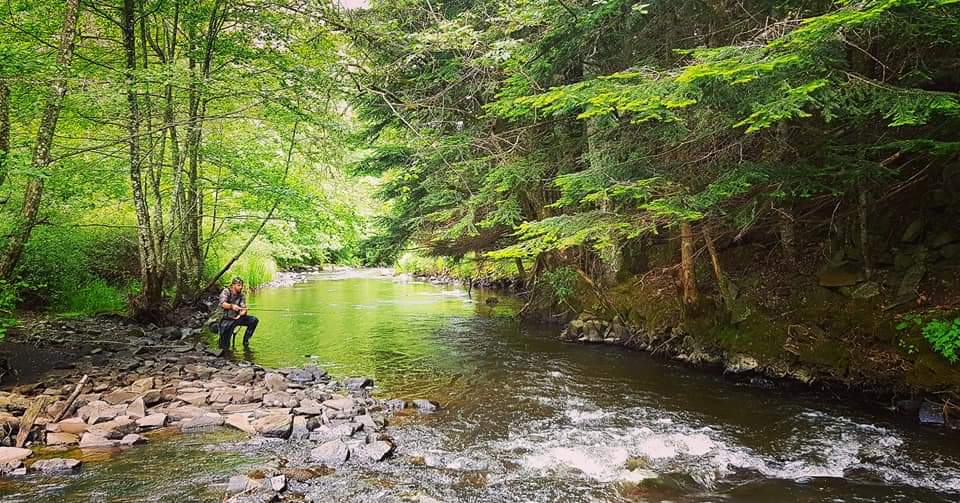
[218,276,259,349]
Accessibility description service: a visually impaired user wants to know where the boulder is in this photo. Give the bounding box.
[919,402,945,426]
[321,398,355,412]
[103,390,139,405]
[0,447,32,464]
[90,416,136,439]
[31,458,81,473]
[342,377,373,390]
[79,432,117,448]
[209,388,246,404]
[166,405,206,421]
[310,439,349,465]
[126,398,146,419]
[384,399,406,411]
[177,391,210,406]
[58,418,89,435]
[290,416,310,440]
[263,391,298,408]
[226,475,263,494]
[309,423,359,443]
[231,367,256,385]
[724,354,760,373]
[286,369,316,384]
[252,414,292,438]
[225,414,256,434]
[129,377,155,393]
[140,390,162,406]
[46,432,79,446]
[136,413,167,429]
[355,414,384,432]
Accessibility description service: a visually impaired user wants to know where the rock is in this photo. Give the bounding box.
[140,389,162,406]
[362,440,395,461]
[90,416,136,439]
[31,458,81,473]
[231,367,256,385]
[290,416,310,440]
[46,432,79,446]
[263,391,298,408]
[343,377,373,390]
[321,398,355,412]
[270,475,286,492]
[0,447,32,464]
[209,388,247,404]
[919,401,945,425]
[58,418,89,435]
[412,399,440,412]
[252,414,292,438]
[286,369,316,384]
[223,403,261,414]
[817,264,862,287]
[79,432,117,448]
[136,413,167,429]
[309,423,359,443]
[311,439,349,465]
[119,433,146,446]
[225,414,256,434]
[724,354,759,373]
[895,263,926,304]
[103,390,139,405]
[181,414,225,432]
[226,475,263,494]
[901,219,924,243]
[78,400,121,424]
[264,373,286,392]
[355,414,384,432]
[177,391,210,406]
[126,397,146,419]
[130,377,155,393]
[895,399,921,414]
[384,399,406,411]
[848,281,881,299]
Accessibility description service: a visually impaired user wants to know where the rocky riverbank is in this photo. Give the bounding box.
[0,315,439,501]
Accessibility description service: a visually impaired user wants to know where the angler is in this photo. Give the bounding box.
[217,276,259,349]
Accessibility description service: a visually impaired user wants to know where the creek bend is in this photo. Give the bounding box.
[5,269,960,502]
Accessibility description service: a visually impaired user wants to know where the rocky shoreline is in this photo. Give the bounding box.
[560,313,954,428]
[0,315,439,501]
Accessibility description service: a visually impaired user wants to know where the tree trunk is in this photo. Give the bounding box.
[858,188,872,279]
[0,81,10,188]
[778,205,797,269]
[0,0,80,280]
[515,257,526,289]
[702,225,732,308]
[679,222,699,305]
[123,0,163,308]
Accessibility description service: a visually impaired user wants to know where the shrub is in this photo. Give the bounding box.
[897,314,960,364]
[58,279,127,316]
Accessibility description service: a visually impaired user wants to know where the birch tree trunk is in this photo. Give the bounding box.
[0,0,80,279]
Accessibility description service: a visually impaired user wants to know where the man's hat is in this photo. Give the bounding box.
[231,276,244,285]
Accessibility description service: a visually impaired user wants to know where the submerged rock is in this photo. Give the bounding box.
[919,402,945,425]
[31,458,81,473]
[412,399,440,412]
[0,448,32,465]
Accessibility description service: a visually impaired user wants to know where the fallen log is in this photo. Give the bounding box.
[54,374,88,422]
[15,395,48,448]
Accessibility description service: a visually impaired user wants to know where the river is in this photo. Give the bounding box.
[4,269,960,501]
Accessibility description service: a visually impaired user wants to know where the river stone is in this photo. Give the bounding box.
[79,432,117,448]
[263,391,298,408]
[343,377,373,390]
[181,414,225,432]
[264,373,286,392]
[355,414,384,432]
[140,389,162,406]
[252,414,292,438]
[223,403,261,414]
[126,397,146,419]
[103,390,139,405]
[362,440,395,462]
[177,391,210,406]
[290,416,310,440]
[412,399,440,412]
[0,447,32,464]
[119,433,146,446]
[311,439,349,465]
[286,369,316,384]
[895,264,926,304]
[309,422,360,443]
[209,388,246,404]
[90,416,136,439]
[46,432,79,446]
[919,402,945,425]
[270,474,286,492]
[136,413,167,429]
[231,367,256,385]
[129,377,155,393]
[848,281,881,299]
[31,458,81,473]
[225,414,256,434]
[724,354,759,373]
[227,475,263,494]
[58,418,89,434]
[384,399,406,411]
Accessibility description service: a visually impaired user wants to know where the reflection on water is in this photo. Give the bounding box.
[4,270,959,502]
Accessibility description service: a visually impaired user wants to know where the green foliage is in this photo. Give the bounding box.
[58,279,127,317]
[204,237,278,289]
[0,281,19,338]
[897,313,960,363]
[543,266,577,302]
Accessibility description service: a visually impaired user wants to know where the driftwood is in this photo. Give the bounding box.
[15,396,48,448]
[54,374,88,422]
[0,393,35,411]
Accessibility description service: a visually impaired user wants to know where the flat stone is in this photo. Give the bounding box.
[46,432,79,446]
[166,405,206,421]
[140,390,162,406]
[126,398,146,419]
[136,413,167,429]
[103,390,139,405]
[58,418,89,435]
[384,399,406,411]
[355,414,384,432]
[181,414,224,432]
[263,391,298,408]
[412,399,440,412]
[309,423,359,443]
[343,377,373,390]
[362,440,395,461]
[270,474,286,492]
[252,414,292,438]
[31,458,81,473]
[227,475,263,494]
[231,367,256,385]
[89,416,136,439]
[286,369,316,384]
[294,406,325,416]
[225,414,256,434]
[176,391,210,406]
[264,373,286,392]
[919,402,946,425]
[0,447,32,464]
[129,377,155,393]
[79,432,117,448]
[290,416,310,440]
[310,439,349,465]
[223,403,261,414]
[321,398,355,412]
[119,433,146,446]
[209,388,246,404]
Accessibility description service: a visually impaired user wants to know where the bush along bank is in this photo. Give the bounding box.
[0,315,441,496]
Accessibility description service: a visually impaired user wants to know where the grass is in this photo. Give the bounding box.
[57,278,127,316]
[395,252,524,282]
